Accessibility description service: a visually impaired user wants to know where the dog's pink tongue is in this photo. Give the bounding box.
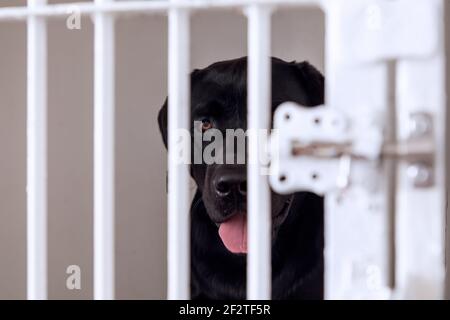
[218,213,247,254]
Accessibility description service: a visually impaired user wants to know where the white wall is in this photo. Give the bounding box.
[0,0,324,299]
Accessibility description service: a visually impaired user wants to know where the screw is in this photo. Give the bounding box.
[407,163,433,188]
[409,113,432,138]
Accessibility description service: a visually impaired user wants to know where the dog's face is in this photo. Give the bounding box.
[158,57,324,254]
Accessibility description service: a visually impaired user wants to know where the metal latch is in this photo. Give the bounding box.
[269,103,435,195]
[292,110,434,163]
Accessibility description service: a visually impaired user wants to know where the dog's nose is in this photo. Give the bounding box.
[214,174,247,197]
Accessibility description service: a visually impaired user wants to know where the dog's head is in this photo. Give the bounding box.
[158,57,324,254]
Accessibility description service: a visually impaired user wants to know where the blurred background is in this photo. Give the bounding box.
[0,0,325,299]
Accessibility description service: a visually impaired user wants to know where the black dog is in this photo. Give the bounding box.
[158,57,324,299]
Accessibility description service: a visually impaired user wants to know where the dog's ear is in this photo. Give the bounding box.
[157,98,168,149]
[157,69,202,150]
[293,61,325,106]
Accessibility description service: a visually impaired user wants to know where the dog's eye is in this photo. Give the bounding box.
[201,118,213,131]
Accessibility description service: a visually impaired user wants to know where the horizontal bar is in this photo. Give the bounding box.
[27,0,48,300]
[0,0,323,22]
[167,1,191,300]
[94,0,116,300]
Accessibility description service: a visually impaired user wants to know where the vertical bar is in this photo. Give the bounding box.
[394,0,446,297]
[445,0,450,300]
[324,0,392,299]
[27,0,48,300]
[246,5,272,300]
[167,1,191,300]
[385,61,397,290]
[94,0,115,300]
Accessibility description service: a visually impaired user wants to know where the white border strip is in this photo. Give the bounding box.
[94,0,116,300]
[167,1,191,300]
[0,0,323,21]
[27,0,48,301]
[246,5,272,300]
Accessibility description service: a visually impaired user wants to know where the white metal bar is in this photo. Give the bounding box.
[394,59,446,299]
[394,0,446,297]
[0,0,323,22]
[324,0,393,299]
[27,0,48,301]
[167,1,191,300]
[94,0,116,300]
[246,5,272,300]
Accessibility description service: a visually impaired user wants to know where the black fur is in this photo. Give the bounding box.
[158,57,324,299]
